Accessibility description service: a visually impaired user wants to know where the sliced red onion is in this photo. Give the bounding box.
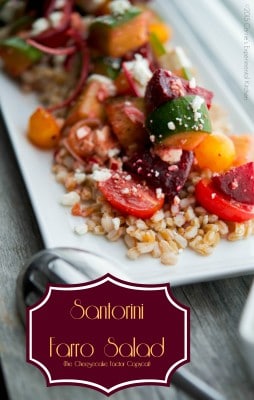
[44,0,58,17]
[27,38,76,55]
[61,138,86,165]
[46,30,90,112]
[122,62,139,97]
[124,105,145,125]
[33,0,74,47]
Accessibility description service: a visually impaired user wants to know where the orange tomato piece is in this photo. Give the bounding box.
[27,107,61,149]
[114,70,133,95]
[230,134,254,166]
[149,22,171,43]
[194,133,236,172]
[157,131,208,151]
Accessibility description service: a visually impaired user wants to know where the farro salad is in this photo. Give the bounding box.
[1,0,254,266]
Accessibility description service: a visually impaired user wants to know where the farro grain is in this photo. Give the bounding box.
[124,234,136,249]
[184,225,199,240]
[101,215,115,232]
[127,247,140,260]
[151,209,165,222]
[208,214,219,223]
[160,251,178,265]
[137,242,155,254]
[216,221,229,236]
[173,213,186,227]
[151,241,161,258]
[173,232,188,248]
[107,228,124,241]
[185,206,196,221]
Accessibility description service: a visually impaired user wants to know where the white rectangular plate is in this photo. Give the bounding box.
[1,0,254,285]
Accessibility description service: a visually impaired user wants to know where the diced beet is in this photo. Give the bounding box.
[184,83,213,109]
[123,149,194,200]
[212,162,254,205]
[145,68,213,113]
[123,43,159,72]
[145,69,185,113]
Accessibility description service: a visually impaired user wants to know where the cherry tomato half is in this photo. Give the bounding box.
[98,171,164,219]
[195,179,254,222]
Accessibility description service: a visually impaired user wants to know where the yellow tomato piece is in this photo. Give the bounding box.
[28,107,61,149]
[149,22,171,43]
[194,133,236,172]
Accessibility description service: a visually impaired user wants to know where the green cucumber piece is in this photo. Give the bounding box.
[149,32,166,58]
[181,67,193,81]
[92,7,141,28]
[146,95,212,144]
[93,56,121,79]
[0,37,42,62]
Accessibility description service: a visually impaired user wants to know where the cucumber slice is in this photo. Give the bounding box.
[146,95,212,145]
[92,7,141,28]
[149,32,166,58]
[0,37,42,62]
[181,67,193,80]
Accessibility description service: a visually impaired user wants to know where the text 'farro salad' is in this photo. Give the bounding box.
[1,0,254,266]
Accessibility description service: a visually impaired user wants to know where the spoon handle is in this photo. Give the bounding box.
[172,368,226,400]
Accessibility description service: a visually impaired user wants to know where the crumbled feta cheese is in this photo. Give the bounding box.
[166,149,182,163]
[53,54,66,66]
[156,188,164,199]
[112,217,121,230]
[82,16,95,30]
[168,121,176,130]
[108,148,120,158]
[125,175,132,181]
[231,179,239,189]
[92,163,100,171]
[49,11,63,27]
[109,0,131,16]
[0,0,23,23]
[76,126,90,139]
[189,77,196,89]
[55,0,66,9]
[173,195,181,205]
[87,74,116,96]
[74,171,86,184]
[74,224,88,235]
[191,96,204,112]
[194,111,202,122]
[211,193,216,199]
[121,188,130,194]
[168,165,179,172]
[60,191,80,206]
[124,54,152,95]
[150,135,155,143]
[92,169,112,182]
[31,18,50,36]
[155,171,160,177]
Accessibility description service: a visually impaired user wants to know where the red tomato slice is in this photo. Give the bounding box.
[98,171,164,219]
[195,179,254,222]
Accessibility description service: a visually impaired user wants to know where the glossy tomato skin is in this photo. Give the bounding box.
[195,179,254,222]
[98,171,164,219]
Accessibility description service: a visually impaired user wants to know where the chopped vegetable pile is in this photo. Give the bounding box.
[1,0,254,264]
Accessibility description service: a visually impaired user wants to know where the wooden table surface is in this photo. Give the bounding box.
[0,110,254,400]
